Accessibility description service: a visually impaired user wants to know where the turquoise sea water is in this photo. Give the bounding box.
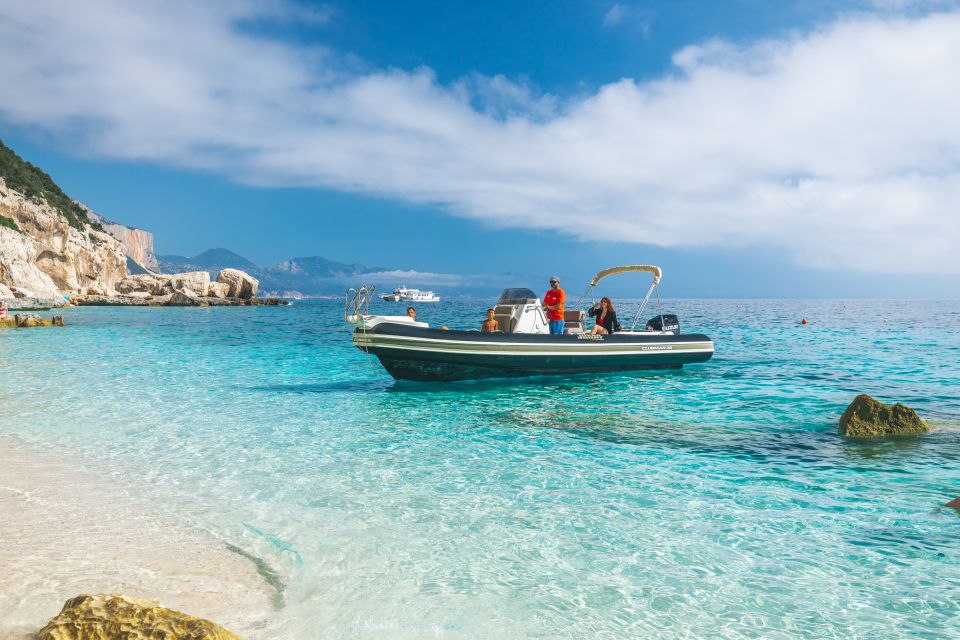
[2,299,959,638]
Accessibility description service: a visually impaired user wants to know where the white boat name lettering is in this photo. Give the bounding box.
[641,345,673,351]
[577,334,604,341]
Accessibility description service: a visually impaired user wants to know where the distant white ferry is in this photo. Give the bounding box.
[381,286,440,303]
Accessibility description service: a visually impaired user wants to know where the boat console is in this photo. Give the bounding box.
[492,288,550,334]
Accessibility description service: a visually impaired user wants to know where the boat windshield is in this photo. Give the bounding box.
[497,288,539,305]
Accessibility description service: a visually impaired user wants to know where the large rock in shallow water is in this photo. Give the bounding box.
[14,312,46,327]
[38,594,240,640]
[839,394,929,437]
[216,268,258,299]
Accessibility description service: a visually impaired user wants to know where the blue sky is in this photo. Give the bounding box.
[1,1,959,297]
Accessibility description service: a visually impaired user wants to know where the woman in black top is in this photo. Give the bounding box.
[587,297,617,335]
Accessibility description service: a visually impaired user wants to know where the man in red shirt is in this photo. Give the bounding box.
[543,276,565,334]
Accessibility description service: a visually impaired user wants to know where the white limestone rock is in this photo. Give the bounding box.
[0,226,62,302]
[168,271,210,297]
[215,268,259,299]
[116,274,167,295]
[207,281,230,299]
[0,178,127,298]
[84,205,160,272]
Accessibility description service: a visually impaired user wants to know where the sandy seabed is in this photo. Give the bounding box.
[0,438,276,639]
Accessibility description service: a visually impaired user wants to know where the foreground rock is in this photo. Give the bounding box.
[37,594,240,640]
[839,394,929,437]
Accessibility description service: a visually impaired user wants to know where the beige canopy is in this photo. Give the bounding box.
[588,264,662,287]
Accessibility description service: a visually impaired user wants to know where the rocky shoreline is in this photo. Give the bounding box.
[1,157,290,312]
[3,267,291,310]
[72,295,289,307]
[67,267,289,307]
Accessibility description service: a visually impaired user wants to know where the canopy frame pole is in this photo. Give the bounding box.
[655,285,665,333]
[573,285,594,313]
[629,282,658,330]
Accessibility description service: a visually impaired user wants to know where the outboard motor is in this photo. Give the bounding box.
[645,314,680,333]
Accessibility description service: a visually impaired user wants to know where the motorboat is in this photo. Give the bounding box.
[381,286,440,303]
[346,266,714,382]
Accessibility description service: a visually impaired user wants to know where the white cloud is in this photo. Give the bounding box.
[1,2,959,273]
[604,4,627,27]
[602,3,651,36]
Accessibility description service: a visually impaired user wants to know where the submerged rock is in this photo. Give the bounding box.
[37,594,240,640]
[839,394,929,437]
[216,268,258,299]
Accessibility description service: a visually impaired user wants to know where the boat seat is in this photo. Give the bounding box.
[493,305,517,333]
[563,309,585,332]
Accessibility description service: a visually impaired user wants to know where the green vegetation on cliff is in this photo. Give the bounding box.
[0,139,100,231]
[0,213,19,232]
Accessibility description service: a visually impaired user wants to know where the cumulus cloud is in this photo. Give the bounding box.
[1,1,959,273]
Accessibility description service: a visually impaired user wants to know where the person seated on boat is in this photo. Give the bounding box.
[587,297,618,335]
[543,276,565,335]
[406,307,416,321]
[481,308,500,332]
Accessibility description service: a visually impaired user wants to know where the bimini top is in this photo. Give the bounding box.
[588,264,662,287]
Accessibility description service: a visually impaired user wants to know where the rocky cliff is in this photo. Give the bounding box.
[85,206,159,273]
[0,177,127,304]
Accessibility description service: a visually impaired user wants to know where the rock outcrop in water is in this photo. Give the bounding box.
[839,394,929,437]
[216,268,259,299]
[90,268,273,306]
[37,594,240,640]
[0,313,66,329]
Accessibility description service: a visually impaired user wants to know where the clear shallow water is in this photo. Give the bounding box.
[2,299,959,638]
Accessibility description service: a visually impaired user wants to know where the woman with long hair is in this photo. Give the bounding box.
[587,297,617,335]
